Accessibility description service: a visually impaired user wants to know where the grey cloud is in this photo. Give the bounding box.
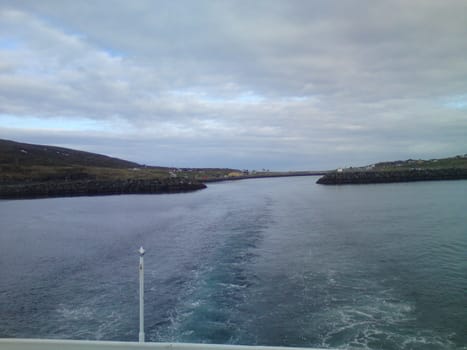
[0,1,466,169]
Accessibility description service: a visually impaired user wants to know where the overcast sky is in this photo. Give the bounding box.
[1,1,466,170]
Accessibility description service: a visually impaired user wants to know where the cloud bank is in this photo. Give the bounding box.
[1,0,466,169]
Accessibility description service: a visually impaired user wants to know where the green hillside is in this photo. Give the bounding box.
[0,139,240,185]
[367,156,467,171]
[0,139,140,168]
[317,154,467,185]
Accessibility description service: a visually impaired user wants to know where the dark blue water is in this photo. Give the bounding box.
[0,177,466,349]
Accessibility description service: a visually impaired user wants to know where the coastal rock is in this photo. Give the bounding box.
[0,179,207,199]
[316,168,467,185]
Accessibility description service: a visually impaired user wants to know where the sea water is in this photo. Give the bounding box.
[1,177,466,349]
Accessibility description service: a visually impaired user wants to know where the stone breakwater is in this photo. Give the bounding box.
[316,168,467,185]
[0,179,207,199]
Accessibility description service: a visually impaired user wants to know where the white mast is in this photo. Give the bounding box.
[138,246,145,343]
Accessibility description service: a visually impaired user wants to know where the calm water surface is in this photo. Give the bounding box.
[1,177,466,349]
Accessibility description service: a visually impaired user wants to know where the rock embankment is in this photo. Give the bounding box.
[316,168,467,185]
[0,179,206,199]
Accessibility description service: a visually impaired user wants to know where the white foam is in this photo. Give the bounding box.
[56,305,94,321]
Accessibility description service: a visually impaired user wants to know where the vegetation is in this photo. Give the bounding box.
[0,139,241,185]
[0,139,325,186]
[369,156,467,171]
[0,138,326,198]
[0,139,139,169]
[0,139,225,198]
[317,155,467,185]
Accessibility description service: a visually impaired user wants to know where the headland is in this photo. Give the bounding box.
[317,156,467,185]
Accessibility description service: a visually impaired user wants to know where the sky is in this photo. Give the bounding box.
[0,0,466,170]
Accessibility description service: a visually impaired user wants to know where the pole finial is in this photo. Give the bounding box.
[139,246,145,256]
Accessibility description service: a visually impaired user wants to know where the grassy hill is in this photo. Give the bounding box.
[368,156,467,171]
[0,139,140,168]
[317,154,467,185]
[0,139,171,184]
[0,139,326,199]
[0,139,214,198]
[0,138,242,188]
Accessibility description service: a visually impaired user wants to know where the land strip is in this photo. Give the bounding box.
[316,156,467,185]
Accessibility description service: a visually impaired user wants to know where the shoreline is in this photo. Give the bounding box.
[0,179,206,200]
[316,168,467,185]
[0,173,327,200]
[203,171,327,183]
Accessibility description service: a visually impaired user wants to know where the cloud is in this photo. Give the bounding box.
[0,1,466,169]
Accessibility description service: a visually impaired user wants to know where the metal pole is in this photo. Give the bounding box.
[138,246,145,343]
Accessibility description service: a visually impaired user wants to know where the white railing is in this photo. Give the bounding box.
[0,339,333,350]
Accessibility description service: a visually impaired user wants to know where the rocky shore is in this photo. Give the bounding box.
[316,168,467,185]
[0,179,207,199]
